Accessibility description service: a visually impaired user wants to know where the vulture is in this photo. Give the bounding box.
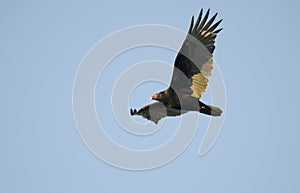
[130,9,223,124]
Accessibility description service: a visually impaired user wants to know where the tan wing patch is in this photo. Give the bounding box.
[200,30,213,38]
[190,58,213,98]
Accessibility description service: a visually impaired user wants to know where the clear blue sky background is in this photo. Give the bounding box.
[1,0,300,192]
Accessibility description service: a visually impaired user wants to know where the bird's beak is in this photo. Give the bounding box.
[150,94,156,100]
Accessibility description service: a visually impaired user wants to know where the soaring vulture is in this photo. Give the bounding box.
[130,9,223,124]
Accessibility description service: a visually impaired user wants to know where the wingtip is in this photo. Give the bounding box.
[189,16,194,33]
[212,12,218,19]
[130,108,137,116]
[213,28,223,33]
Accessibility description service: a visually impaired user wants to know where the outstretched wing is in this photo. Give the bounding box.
[130,102,182,124]
[169,9,222,99]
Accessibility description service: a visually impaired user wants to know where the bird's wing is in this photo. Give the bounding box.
[130,102,182,124]
[169,9,222,99]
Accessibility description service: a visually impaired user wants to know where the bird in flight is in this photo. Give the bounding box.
[130,9,223,124]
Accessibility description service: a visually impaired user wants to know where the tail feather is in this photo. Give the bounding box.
[199,102,222,116]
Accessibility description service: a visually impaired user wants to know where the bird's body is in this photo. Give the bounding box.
[130,9,223,124]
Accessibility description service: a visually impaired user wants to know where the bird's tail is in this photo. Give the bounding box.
[199,102,222,116]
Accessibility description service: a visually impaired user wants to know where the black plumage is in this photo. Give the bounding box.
[130,9,223,124]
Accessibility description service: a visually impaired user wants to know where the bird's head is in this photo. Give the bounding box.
[150,93,160,101]
[150,92,165,102]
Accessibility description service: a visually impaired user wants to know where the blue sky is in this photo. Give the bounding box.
[1,0,300,192]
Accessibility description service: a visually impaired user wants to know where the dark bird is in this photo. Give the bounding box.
[130,9,223,124]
